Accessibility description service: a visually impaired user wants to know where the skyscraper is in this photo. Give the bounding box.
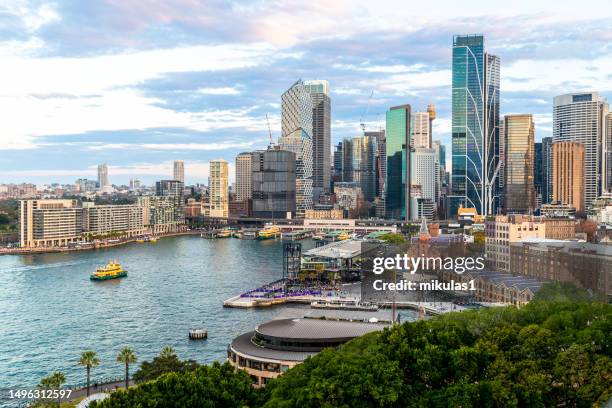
[410,147,436,220]
[503,114,535,214]
[534,141,543,208]
[366,130,386,217]
[450,34,500,217]
[412,111,431,148]
[156,179,185,223]
[385,104,411,221]
[97,164,109,188]
[340,135,377,202]
[607,113,612,191]
[173,160,185,183]
[552,141,585,216]
[542,137,553,204]
[553,92,609,210]
[279,80,314,218]
[333,142,343,181]
[207,159,229,218]
[235,152,252,202]
[304,80,331,196]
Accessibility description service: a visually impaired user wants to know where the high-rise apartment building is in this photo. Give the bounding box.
[235,152,253,202]
[503,114,535,214]
[173,160,185,183]
[412,111,431,148]
[552,141,585,216]
[279,80,314,218]
[97,164,109,188]
[207,159,229,218]
[156,179,185,224]
[251,149,296,218]
[82,202,145,237]
[553,92,609,210]
[450,34,500,217]
[542,137,553,204]
[304,80,331,196]
[19,199,83,248]
[385,104,411,221]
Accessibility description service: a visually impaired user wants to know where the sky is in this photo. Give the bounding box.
[0,0,611,186]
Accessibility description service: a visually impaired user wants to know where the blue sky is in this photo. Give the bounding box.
[0,0,611,185]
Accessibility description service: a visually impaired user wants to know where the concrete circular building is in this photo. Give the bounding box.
[227,317,386,387]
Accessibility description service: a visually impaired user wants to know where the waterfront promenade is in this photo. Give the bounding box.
[0,230,200,256]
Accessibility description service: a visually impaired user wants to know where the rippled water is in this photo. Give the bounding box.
[0,236,315,389]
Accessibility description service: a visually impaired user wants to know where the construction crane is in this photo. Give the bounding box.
[359,90,374,134]
[266,113,273,147]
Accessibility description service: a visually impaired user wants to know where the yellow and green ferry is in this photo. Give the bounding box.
[90,261,127,281]
[258,225,281,240]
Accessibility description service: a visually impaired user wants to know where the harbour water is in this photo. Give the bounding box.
[0,236,315,389]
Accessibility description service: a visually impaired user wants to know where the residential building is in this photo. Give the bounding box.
[450,34,501,216]
[541,218,576,240]
[251,149,296,219]
[552,92,609,210]
[503,114,535,214]
[385,104,411,221]
[484,215,546,272]
[235,152,253,202]
[97,164,109,188]
[207,159,229,218]
[82,202,145,237]
[552,141,585,216]
[155,179,185,226]
[19,199,83,248]
[279,80,314,218]
[75,179,97,193]
[138,196,183,233]
[304,80,331,196]
[173,160,185,183]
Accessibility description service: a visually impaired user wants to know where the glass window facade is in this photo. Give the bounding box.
[385,105,410,221]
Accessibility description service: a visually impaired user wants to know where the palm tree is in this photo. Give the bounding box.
[78,350,100,397]
[39,371,66,407]
[116,347,137,390]
[159,345,177,359]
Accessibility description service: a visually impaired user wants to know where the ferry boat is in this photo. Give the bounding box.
[216,229,232,238]
[258,225,281,240]
[90,261,127,281]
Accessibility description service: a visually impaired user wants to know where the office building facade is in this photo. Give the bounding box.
[412,111,431,149]
[410,148,436,210]
[552,141,585,216]
[503,114,535,214]
[450,34,500,217]
[553,92,609,210]
[385,104,411,221]
[542,137,553,204]
[173,160,185,183]
[340,135,377,202]
[279,80,314,218]
[97,164,109,188]
[304,80,331,195]
[235,152,253,202]
[207,159,229,218]
[251,149,296,219]
[534,142,543,208]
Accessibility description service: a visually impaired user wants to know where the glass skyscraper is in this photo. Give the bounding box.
[385,104,411,221]
[450,34,500,217]
[304,80,331,197]
[279,80,314,218]
[503,114,535,214]
[339,135,377,202]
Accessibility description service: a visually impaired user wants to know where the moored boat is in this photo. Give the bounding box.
[258,225,281,240]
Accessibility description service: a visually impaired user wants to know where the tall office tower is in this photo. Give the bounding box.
[606,113,612,192]
[450,34,501,217]
[385,104,411,221]
[235,152,253,202]
[412,111,431,148]
[341,135,377,202]
[208,159,229,218]
[503,114,535,214]
[410,148,436,220]
[304,80,331,196]
[97,164,109,187]
[427,104,436,140]
[534,142,543,208]
[279,80,314,218]
[173,160,185,183]
[553,92,609,210]
[333,142,343,181]
[432,141,442,209]
[552,141,585,216]
[542,137,553,204]
[366,130,386,217]
[251,149,296,218]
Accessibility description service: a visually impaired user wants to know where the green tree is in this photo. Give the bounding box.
[116,347,137,391]
[132,345,199,383]
[39,371,66,407]
[379,233,405,244]
[78,350,100,397]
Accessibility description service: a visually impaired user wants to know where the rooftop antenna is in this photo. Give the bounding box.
[266,113,274,147]
[359,90,374,135]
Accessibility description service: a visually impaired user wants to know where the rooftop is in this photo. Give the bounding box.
[303,239,365,259]
[464,269,544,292]
[256,318,386,341]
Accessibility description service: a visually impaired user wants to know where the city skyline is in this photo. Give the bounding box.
[1,1,612,185]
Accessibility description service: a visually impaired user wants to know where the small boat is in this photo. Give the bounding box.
[90,261,127,281]
[188,328,208,340]
[150,237,158,243]
[136,239,145,243]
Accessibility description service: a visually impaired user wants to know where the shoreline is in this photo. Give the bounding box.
[0,230,201,256]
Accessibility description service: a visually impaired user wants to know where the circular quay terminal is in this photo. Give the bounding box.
[1,1,612,408]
